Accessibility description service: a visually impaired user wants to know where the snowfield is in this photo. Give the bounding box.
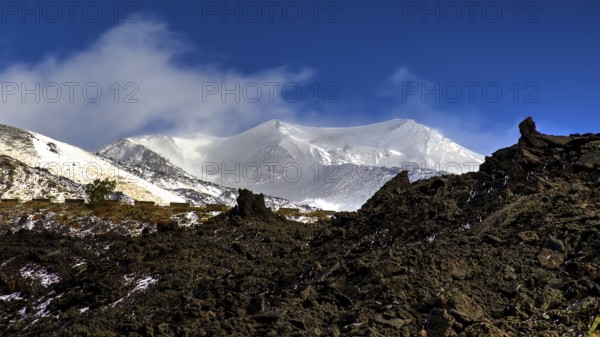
[1,119,484,211]
[0,124,307,210]
[101,119,484,210]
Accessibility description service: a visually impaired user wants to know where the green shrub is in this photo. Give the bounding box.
[85,179,117,206]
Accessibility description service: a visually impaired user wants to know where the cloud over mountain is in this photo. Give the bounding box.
[0,20,313,150]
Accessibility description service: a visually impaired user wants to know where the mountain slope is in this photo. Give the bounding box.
[99,139,302,209]
[100,119,484,210]
[0,124,301,209]
[0,155,85,201]
[0,124,183,203]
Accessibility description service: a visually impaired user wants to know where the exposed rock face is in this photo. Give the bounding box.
[518,116,543,146]
[360,170,410,213]
[231,188,272,220]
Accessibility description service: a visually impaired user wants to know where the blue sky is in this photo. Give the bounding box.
[0,0,599,154]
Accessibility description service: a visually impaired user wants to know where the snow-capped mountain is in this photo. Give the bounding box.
[0,124,302,209]
[98,138,302,209]
[99,119,484,210]
[0,124,182,203]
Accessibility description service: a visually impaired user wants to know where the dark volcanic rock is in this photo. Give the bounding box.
[518,116,544,147]
[230,188,272,220]
[361,170,410,211]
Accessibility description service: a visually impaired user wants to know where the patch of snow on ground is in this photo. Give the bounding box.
[284,215,319,224]
[18,215,36,231]
[132,276,157,293]
[72,258,86,268]
[19,264,60,287]
[1,257,15,267]
[172,211,201,227]
[41,212,57,231]
[185,211,199,224]
[300,199,340,212]
[32,293,63,321]
[111,275,158,307]
[124,274,136,285]
[33,297,54,318]
[0,293,23,302]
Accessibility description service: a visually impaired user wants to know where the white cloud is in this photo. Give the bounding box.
[0,20,313,150]
[390,66,422,85]
[0,21,519,156]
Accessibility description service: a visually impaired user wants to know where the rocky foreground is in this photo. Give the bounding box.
[2,117,600,336]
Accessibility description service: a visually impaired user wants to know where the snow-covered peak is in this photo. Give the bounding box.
[99,119,484,210]
[121,118,483,174]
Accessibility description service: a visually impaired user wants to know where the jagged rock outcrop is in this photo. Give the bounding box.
[230,188,272,220]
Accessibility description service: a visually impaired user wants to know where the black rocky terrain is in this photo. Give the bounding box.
[1,117,600,336]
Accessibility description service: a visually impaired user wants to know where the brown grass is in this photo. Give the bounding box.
[0,202,225,229]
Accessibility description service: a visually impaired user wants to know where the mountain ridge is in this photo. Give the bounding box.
[0,123,304,209]
[100,118,484,210]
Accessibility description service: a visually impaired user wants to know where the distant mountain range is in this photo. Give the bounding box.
[0,120,483,210]
[99,119,484,210]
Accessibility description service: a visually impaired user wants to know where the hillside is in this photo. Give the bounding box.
[0,124,303,210]
[0,124,182,203]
